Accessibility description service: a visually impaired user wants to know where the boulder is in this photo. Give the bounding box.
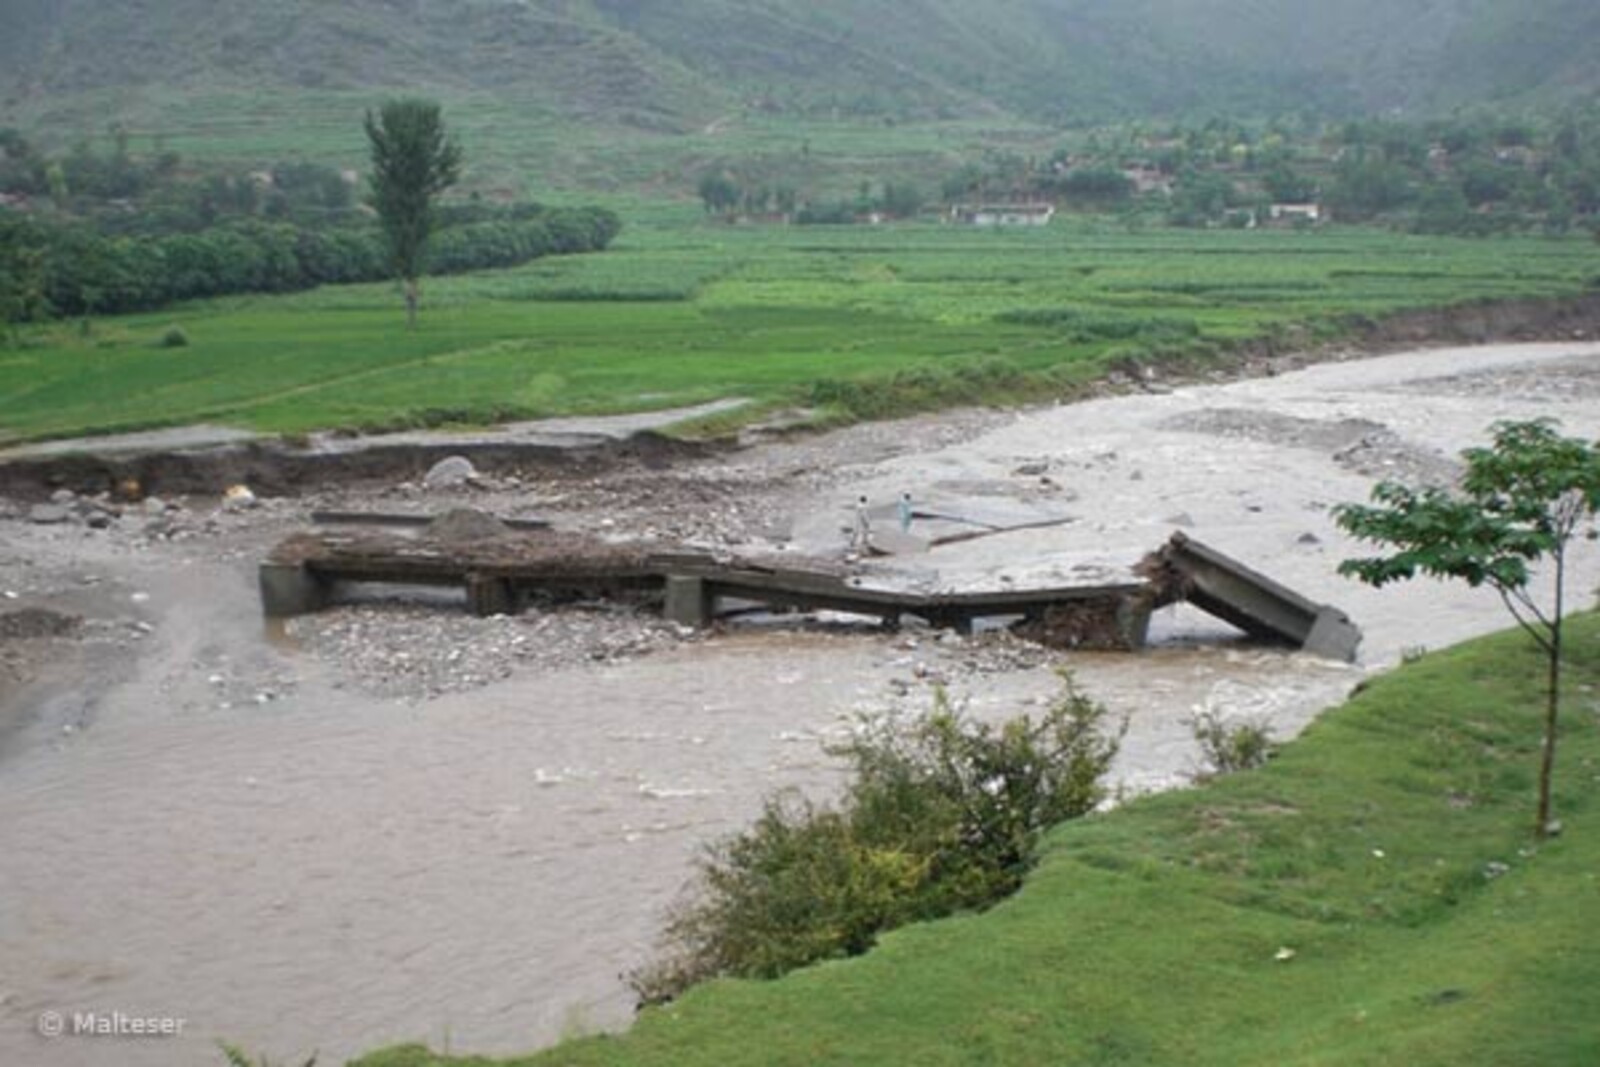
[424,455,478,490]
[28,504,73,525]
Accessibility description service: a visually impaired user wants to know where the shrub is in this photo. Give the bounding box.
[1188,711,1277,778]
[630,673,1124,1005]
[157,324,189,348]
[219,1042,317,1067]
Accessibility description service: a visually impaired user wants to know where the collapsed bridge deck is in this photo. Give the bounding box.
[259,518,1360,659]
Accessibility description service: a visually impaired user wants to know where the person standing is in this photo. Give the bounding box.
[852,495,872,551]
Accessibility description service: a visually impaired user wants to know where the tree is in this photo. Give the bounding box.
[0,216,51,344]
[696,171,740,217]
[1334,420,1600,839]
[364,99,462,328]
[880,180,924,219]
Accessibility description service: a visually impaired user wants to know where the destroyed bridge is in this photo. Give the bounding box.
[260,514,1361,661]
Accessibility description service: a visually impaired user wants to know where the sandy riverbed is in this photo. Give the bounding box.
[1,340,1597,1066]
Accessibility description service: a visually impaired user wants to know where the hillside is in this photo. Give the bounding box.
[2,0,1598,188]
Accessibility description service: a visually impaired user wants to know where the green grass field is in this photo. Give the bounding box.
[3,219,1596,444]
[351,613,1600,1067]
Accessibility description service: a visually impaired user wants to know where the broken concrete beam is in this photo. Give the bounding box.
[663,575,713,627]
[1304,606,1363,662]
[311,510,551,531]
[867,529,930,556]
[259,562,329,618]
[1150,532,1361,661]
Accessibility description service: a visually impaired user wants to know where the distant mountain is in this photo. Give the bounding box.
[1,0,1595,163]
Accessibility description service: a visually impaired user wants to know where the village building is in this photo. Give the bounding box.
[948,203,1055,227]
[1267,202,1323,225]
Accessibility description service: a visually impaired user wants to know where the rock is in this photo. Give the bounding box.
[1297,531,1321,545]
[143,497,169,516]
[223,484,259,511]
[426,508,508,543]
[28,504,73,525]
[1164,511,1196,528]
[424,455,478,489]
[1014,460,1050,477]
[0,607,81,639]
[85,510,114,530]
[50,488,77,505]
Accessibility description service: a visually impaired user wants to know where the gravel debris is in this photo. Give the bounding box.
[286,601,704,700]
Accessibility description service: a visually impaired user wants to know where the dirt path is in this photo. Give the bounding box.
[0,340,1597,1066]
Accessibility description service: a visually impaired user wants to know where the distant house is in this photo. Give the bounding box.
[1122,165,1172,196]
[1495,146,1539,168]
[1268,202,1323,225]
[949,203,1055,227]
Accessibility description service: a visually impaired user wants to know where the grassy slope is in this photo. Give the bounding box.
[1,221,1594,444]
[352,613,1600,1067]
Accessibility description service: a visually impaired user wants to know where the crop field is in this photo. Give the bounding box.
[2,218,1596,444]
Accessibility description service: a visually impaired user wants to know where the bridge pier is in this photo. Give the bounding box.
[663,575,713,627]
[259,562,329,618]
[466,574,515,617]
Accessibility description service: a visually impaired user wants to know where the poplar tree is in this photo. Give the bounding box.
[364,99,461,328]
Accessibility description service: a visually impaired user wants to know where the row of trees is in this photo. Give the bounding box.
[2,101,622,330]
[697,108,1600,236]
[0,204,620,323]
[0,127,364,234]
[697,169,927,224]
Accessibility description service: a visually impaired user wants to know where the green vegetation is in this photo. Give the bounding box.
[1336,419,1600,838]
[1187,710,1278,779]
[352,612,1600,1066]
[219,1042,316,1067]
[364,99,463,328]
[3,220,1594,444]
[0,205,620,324]
[630,678,1122,1006]
[925,110,1600,236]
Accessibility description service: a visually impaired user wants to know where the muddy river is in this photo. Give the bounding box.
[2,341,1598,1065]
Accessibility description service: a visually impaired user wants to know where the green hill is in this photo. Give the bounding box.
[2,0,1598,191]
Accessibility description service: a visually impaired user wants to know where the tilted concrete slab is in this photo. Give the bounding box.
[1148,531,1361,661]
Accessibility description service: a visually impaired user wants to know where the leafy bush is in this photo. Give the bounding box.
[219,1042,316,1067]
[1188,711,1277,778]
[156,324,189,348]
[630,674,1124,1005]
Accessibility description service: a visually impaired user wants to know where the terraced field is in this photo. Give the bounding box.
[3,217,1595,443]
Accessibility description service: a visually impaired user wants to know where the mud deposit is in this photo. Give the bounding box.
[2,340,1598,1066]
